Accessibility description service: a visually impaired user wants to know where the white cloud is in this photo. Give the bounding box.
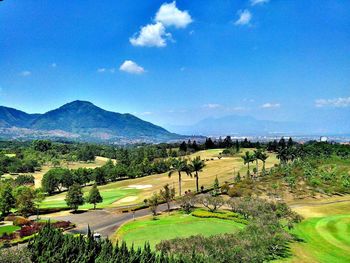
[97,68,106,73]
[130,22,171,47]
[119,60,145,74]
[251,0,270,6]
[315,97,350,108]
[203,103,221,109]
[155,1,193,28]
[20,71,31,77]
[51,63,57,68]
[261,102,280,109]
[235,9,252,26]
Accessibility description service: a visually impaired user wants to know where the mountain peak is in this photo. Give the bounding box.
[60,100,95,109]
[0,101,179,142]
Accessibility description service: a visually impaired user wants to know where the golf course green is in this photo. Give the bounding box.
[291,214,350,262]
[40,186,139,209]
[115,212,245,248]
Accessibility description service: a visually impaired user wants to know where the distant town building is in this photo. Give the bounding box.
[320,136,328,142]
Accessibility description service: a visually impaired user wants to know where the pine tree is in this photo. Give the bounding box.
[212,176,220,196]
[65,184,85,212]
[87,184,103,209]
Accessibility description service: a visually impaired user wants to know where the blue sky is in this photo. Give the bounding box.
[0,0,349,130]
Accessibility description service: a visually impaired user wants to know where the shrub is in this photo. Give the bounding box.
[228,187,243,197]
[13,216,31,226]
[19,224,41,238]
[191,209,248,224]
[221,183,230,194]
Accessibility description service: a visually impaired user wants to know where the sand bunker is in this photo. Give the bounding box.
[116,196,138,204]
[127,184,152,190]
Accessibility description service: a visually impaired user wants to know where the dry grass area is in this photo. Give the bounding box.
[42,149,278,208]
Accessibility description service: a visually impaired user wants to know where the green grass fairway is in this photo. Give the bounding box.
[291,215,350,263]
[41,185,139,209]
[115,212,245,248]
[0,225,20,236]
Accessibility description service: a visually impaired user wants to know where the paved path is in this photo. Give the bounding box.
[41,203,172,238]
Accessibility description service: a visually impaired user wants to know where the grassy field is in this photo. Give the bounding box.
[0,225,20,236]
[280,196,350,263]
[114,211,245,248]
[41,149,278,209]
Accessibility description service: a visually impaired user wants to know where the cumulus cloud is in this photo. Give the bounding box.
[315,97,350,108]
[251,0,270,6]
[119,60,145,74]
[155,1,193,28]
[261,102,281,109]
[130,2,192,48]
[130,22,171,47]
[203,103,221,109]
[235,9,252,26]
[20,71,31,77]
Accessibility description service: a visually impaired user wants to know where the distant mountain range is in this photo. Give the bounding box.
[0,101,182,143]
[166,114,350,137]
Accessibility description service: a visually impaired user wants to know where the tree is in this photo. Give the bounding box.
[212,176,220,196]
[148,193,159,217]
[94,167,106,185]
[168,158,190,196]
[276,147,288,165]
[200,195,224,212]
[14,186,36,217]
[179,141,187,152]
[65,184,85,212]
[41,169,60,195]
[87,184,103,209]
[205,138,215,149]
[189,156,206,192]
[159,184,175,211]
[34,188,45,220]
[0,183,15,216]
[177,191,196,213]
[253,149,263,176]
[259,151,269,175]
[242,151,254,176]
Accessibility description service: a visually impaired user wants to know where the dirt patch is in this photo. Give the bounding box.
[126,184,152,190]
[114,196,138,204]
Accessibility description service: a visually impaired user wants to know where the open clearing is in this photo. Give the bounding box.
[42,149,278,209]
[3,156,111,188]
[114,211,244,248]
[280,196,350,263]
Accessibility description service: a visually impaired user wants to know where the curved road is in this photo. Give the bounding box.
[41,203,172,238]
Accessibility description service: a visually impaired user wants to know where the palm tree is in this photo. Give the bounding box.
[253,149,262,175]
[258,151,269,175]
[242,151,254,176]
[189,156,206,192]
[276,147,287,165]
[168,158,190,196]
